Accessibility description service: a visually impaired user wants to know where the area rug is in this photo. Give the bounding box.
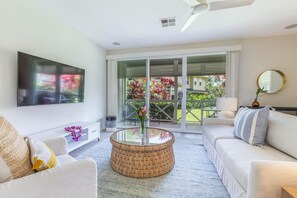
[75,135,229,198]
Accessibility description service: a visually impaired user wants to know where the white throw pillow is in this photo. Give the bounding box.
[27,138,60,172]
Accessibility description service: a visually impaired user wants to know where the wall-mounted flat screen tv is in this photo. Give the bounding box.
[17,52,85,107]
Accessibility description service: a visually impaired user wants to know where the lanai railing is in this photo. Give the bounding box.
[122,99,216,124]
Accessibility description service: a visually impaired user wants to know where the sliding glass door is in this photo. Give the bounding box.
[185,55,226,130]
[149,58,182,129]
[117,59,146,126]
[116,53,226,132]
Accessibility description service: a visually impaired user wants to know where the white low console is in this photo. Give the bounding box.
[30,121,100,152]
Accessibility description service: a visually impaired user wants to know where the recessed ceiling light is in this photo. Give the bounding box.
[112,42,120,46]
[285,24,297,29]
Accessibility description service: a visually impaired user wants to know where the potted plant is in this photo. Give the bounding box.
[252,87,266,107]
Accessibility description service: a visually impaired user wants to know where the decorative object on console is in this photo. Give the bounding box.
[27,138,59,172]
[252,87,266,107]
[65,126,82,141]
[0,116,34,182]
[257,69,286,94]
[216,97,238,118]
[234,106,270,145]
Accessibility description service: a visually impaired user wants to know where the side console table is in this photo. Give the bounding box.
[29,121,100,152]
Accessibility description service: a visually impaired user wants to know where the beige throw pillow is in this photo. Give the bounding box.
[0,116,34,183]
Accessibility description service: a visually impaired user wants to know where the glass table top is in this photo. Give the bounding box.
[111,127,174,146]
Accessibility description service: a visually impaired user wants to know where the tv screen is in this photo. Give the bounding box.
[17,52,85,106]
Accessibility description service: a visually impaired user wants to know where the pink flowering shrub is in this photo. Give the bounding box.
[127,77,174,100]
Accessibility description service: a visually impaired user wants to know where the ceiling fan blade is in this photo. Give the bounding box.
[181,14,199,32]
[181,0,200,7]
[209,0,255,11]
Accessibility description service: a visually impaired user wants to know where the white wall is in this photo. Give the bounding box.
[239,36,297,107]
[0,1,106,135]
[107,35,297,107]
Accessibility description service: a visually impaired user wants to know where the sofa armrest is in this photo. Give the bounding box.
[203,118,234,126]
[247,160,297,198]
[43,136,68,155]
[0,158,97,198]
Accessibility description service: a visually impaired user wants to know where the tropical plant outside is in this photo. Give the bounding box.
[126,75,225,122]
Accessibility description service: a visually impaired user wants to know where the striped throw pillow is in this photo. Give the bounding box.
[234,106,270,145]
[27,138,59,172]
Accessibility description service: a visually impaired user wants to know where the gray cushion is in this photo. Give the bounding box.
[234,106,270,145]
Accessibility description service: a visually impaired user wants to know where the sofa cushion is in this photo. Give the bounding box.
[216,139,297,190]
[57,154,76,165]
[0,117,34,183]
[266,110,297,159]
[203,125,235,148]
[234,106,269,145]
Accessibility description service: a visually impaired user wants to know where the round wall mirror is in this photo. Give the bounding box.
[257,70,286,94]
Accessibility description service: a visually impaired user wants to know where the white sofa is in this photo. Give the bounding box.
[0,137,97,198]
[203,110,297,198]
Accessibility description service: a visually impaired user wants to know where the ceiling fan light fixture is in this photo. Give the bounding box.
[180,0,255,32]
[193,3,209,14]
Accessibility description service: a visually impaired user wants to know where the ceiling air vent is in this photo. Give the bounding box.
[160,18,176,28]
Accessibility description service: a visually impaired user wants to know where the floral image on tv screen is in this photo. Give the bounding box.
[18,52,85,106]
[60,74,81,95]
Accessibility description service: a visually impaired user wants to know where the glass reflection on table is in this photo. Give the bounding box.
[111,127,173,146]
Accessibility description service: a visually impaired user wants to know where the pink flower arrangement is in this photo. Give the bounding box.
[135,105,148,134]
[65,126,82,141]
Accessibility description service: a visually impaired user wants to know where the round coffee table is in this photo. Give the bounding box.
[110,127,175,178]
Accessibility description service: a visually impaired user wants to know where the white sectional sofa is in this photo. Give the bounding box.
[203,110,297,198]
[0,137,97,198]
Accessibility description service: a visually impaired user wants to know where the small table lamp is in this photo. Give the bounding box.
[216,97,238,118]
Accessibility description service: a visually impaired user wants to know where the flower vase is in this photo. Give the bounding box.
[140,121,145,137]
[252,99,260,107]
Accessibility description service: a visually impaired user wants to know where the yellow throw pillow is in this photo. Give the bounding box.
[0,116,34,183]
[27,138,59,172]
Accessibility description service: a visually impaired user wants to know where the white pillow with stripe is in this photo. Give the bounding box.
[234,106,270,145]
[27,138,59,172]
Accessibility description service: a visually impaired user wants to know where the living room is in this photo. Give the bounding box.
[0,0,297,198]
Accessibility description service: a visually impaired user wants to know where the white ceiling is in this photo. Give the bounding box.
[33,0,297,50]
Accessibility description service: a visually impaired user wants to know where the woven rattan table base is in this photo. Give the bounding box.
[110,139,175,178]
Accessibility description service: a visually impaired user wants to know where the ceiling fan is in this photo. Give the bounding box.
[181,0,255,32]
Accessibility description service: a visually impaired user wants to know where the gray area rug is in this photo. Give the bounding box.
[75,135,229,198]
